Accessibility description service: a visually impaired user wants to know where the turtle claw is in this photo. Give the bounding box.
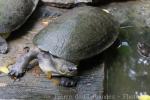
[8,64,26,79]
[60,77,78,87]
[0,36,8,54]
[8,69,25,79]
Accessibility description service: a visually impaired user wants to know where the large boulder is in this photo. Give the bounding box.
[102,0,150,27]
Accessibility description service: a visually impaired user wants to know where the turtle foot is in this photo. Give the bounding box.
[8,50,39,79]
[60,77,78,87]
[8,70,25,79]
[0,36,8,54]
[8,64,26,79]
[8,60,38,79]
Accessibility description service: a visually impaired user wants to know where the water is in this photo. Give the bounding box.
[104,26,150,100]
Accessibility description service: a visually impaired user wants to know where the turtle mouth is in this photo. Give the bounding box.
[67,66,78,76]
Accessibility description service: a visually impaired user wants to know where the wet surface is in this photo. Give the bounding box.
[103,0,150,99]
[104,27,150,100]
[0,63,104,100]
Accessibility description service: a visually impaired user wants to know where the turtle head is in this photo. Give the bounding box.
[37,52,77,77]
[53,56,78,76]
[58,62,78,76]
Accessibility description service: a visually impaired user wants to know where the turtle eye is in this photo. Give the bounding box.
[59,65,67,74]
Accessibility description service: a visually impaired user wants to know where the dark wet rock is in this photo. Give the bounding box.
[103,0,150,28]
[32,6,68,19]
[41,0,137,8]
[41,0,136,4]
[41,0,98,4]
[102,0,150,58]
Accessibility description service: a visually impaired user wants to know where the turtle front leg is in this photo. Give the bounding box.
[0,36,8,54]
[8,49,39,79]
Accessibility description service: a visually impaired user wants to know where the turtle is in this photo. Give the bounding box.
[0,0,39,54]
[8,6,119,87]
[137,42,150,58]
